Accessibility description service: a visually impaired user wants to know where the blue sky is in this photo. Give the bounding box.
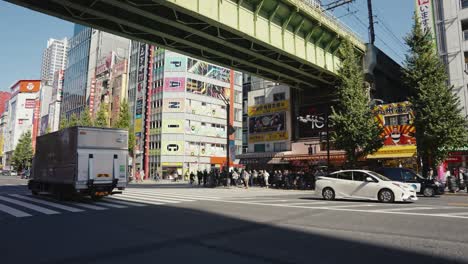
[0,0,414,91]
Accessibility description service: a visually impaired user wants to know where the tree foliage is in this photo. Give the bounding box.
[12,131,33,172]
[79,107,94,126]
[69,113,79,127]
[113,101,135,155]
[403,15,467,169]
[95,103,109,127]
[113,100,130,129]
[59,117,69,130]
[330,40,383,167]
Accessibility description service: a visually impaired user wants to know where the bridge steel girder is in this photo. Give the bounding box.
[6,0,366,90]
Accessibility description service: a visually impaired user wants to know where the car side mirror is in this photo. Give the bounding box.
[365,177,374,182]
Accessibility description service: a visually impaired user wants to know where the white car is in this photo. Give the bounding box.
[315,170,418,203]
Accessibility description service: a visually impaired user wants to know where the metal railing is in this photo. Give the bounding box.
[298,0,364,43]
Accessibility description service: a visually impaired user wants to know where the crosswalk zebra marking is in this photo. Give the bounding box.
[124,191,219,201]
[107,195,165,205]
[0,203,31,217]
[69,202,108,210]
[101,198,147,207]
[0,195,59,215]
[116,193,185,203]
[9,194,84,213]
[93,201,127,209]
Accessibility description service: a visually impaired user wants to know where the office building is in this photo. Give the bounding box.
[128,44,243,178]
[40,38,68,84]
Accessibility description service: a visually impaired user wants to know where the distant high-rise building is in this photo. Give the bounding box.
[40,38,68,84]
[3,80,41,169]
[61,25,130,119]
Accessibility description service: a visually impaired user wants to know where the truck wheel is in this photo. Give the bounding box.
[31,190,39,196]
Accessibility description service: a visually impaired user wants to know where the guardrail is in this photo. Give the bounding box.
[298,0,364,44]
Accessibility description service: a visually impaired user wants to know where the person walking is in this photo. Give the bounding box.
[263,170,270,188]
[139,169,145,183]
[197,170,202,186]
[252,170,258,187]
[190,171,195,186]
[242,169,250,189]
[203,170,208,187]
[232,170,239,186]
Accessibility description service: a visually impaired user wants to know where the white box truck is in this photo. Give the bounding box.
[29,126,128,199]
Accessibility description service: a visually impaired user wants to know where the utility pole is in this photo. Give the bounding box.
[367,0,375,44]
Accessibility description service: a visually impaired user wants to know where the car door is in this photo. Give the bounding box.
[351,171,379,199]
[335,171,355,197]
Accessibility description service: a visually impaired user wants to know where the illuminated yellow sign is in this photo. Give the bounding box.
[248,131,288,143]
[248,100,289,116]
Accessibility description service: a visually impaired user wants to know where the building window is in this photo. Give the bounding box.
[463,0,468,9]
[273,92,285,101]
[254,96,265,105]
[273,142,287,152]
[254,144,265,152]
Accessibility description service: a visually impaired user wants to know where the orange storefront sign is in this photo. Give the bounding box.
[10,80,41,95]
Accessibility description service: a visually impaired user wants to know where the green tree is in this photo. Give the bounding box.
[69,113,79,127]
[128,125,135,156]
[59,117,69,130]
[12,131,33,172]
[113,100,130,129]
[113,101,135,155]
[79,107,94,126]
[95,103,108,127]
[330,40,383,167]
[404,15,467,171]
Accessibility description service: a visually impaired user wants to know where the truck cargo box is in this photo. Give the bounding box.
[29,126,128,198]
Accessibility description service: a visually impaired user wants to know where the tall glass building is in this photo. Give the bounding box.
[61,25,92,118]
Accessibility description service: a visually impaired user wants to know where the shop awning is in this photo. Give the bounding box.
[367,145,417,159]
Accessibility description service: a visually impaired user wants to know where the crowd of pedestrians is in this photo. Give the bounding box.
[187,168,327,190]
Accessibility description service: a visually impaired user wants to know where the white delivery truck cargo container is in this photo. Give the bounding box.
[29,126,128,199]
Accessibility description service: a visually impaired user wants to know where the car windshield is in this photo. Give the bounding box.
[368,171,391,181]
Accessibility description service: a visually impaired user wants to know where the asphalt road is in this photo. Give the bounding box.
[1,177,468,264]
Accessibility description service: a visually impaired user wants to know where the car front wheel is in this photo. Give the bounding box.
[322,187,335,201]
[423,187,435,197]
[378,189,394,203]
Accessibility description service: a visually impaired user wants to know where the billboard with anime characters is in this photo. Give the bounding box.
[373,101,416,146]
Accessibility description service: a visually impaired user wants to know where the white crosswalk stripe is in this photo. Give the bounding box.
[101,197,147,207]
[116,193,188,203]
[93,202,127,208]
[0,195,59,215]
[9,194,84,212]
[68,202,108,210]
[0,203,31,217]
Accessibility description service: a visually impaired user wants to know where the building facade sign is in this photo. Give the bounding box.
[248,100,289,116]
[415,0,437,45]
[373,101,416,146]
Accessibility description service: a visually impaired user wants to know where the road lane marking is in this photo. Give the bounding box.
[369,207,437,212]
[0,203,31,217]
[283,202,342,206]
[0,196,59,215]
[448,203,468,207]
[93,202,127,208]
[101,198,147,207]
[117,193,184,203]
[9,194,84,212]
[107,195,165,205]
[125,190,220,200]
[123,191,215,201]
[69,202,108,210]
[308,204,377,209]
[121,192,196,202]
[206,199,468,219]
